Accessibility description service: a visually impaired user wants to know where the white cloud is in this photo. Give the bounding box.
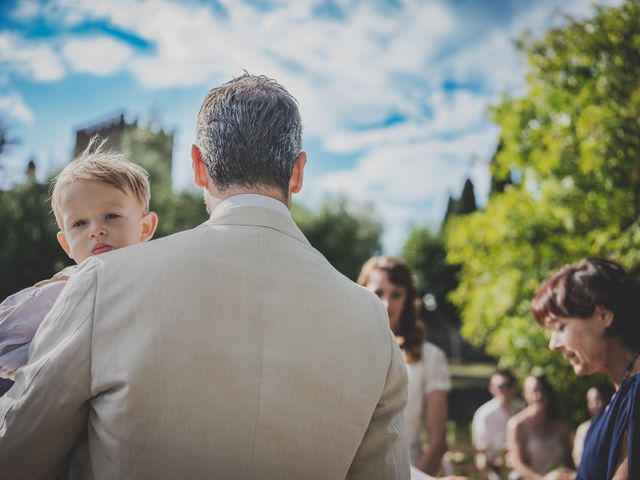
[511,0,622,36]
[10,0,42,22]
[319,128,499,203]
[0,32,65,82]
[62,36,133,75]
[4,0,619,250]
[314,124,500,253]
[325,89,493,158]
[21,0,459,128]
[0,93,34,124]
[442,30,527,95]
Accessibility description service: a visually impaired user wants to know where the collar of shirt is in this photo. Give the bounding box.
[210,193,291,219]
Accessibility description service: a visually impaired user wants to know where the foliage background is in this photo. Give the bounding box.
[445,0,640,422]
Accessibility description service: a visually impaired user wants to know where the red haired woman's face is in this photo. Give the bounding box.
[546,310,611,377]
[365,269,406,334]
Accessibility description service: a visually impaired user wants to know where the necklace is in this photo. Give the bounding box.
[621,351,639,384]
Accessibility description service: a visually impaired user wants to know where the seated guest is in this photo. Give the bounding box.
[572,384,614,468]
[506,375,573,480]
[472,369,524,479]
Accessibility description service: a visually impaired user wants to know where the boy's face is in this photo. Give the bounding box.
[56,180,157,263]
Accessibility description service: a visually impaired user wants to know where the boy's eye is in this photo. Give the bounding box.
[105,213,121,220]
[72,220,87,228]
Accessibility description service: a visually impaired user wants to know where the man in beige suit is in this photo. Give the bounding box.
[0,74,410,479]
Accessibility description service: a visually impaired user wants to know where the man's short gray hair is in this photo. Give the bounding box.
[195,73,303,198]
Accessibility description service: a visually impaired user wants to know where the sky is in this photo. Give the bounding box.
[0,0,621,253]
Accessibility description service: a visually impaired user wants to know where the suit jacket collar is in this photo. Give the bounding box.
[205,206,311,247]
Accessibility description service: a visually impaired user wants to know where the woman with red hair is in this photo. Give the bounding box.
[532,257,640,479]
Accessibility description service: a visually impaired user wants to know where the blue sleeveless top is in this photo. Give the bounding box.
[577,373,639,479]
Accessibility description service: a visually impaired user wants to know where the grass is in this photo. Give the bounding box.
[449,362,496,389]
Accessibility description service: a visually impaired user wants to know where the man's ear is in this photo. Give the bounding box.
[289,151,307,196]
[191,144,209,188]
[56,231,73,259]
[140,211,159,242]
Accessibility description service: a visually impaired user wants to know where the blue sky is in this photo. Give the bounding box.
[0,0,620,252]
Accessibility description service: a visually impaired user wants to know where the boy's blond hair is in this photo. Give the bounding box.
[51,137,151,228]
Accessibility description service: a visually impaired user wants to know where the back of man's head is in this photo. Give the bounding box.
[195,73,302,199]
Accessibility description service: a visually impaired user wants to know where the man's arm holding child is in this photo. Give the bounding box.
[0,259,97,479]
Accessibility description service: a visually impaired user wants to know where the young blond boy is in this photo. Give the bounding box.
[0,140,157,383]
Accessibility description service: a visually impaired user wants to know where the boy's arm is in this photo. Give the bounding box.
[0,280,67,379]
[0,259,97,479]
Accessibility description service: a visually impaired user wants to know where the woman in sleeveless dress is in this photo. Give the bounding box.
[506,375,573,479]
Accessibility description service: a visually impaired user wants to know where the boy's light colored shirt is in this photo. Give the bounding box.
[471,396,524,460]
[0,266,75,380]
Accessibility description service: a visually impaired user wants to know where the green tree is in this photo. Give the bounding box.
[293,197,383,280]
[488,139,512,195]
[457,179,477,216]
[0,178,72,299]
[0,120,70,299]
[403,178,477,335]
[443,178,478,224]
[446,0,640,421]
[0,118,19,160]
[402,225,460,326]
[120,125,208,238]
[155,190,209,237]
[120,126,173,197]
[402,179,481,358]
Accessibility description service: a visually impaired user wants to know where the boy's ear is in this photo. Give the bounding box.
[56,231,73,259]
[140,211,158,242]
[191,144,209,188]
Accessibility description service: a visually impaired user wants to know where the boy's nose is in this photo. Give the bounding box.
[89,224,107,238]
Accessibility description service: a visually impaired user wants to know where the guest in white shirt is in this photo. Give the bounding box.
[471,369,524,479]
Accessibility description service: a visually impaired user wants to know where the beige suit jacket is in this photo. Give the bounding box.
[0,204,410,479]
